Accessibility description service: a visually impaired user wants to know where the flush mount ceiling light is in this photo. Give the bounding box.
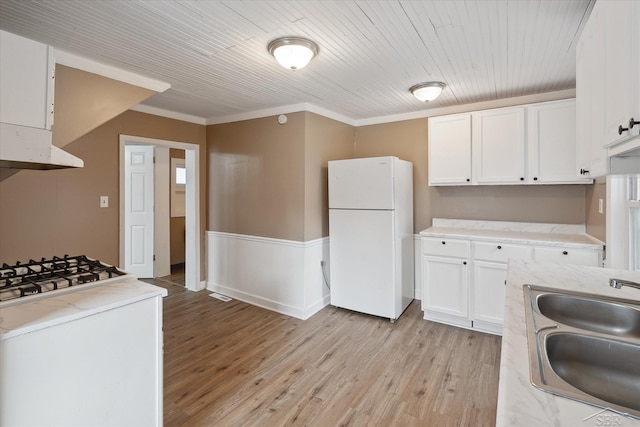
[410,82,446,102]
[268,37,319,71]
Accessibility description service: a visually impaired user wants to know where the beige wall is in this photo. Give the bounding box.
[53,65,155,148]
[303,112,355,240]
[0,111,207,270]
[207,112,355,241]
[585,178,606,242]
[207,112,307,241]
[354,119,586,232]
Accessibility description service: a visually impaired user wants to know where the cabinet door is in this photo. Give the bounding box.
[527,100,591,184]
[428,114,472,185]
[603,0,640,148]
[422,255,468,318]
[576,4,607,177]
[472,107,525,184]
[472,260,506,328]
[0,31,53,130]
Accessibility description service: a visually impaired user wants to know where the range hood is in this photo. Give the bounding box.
[0,122,83,170]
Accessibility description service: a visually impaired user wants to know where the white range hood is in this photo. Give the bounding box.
[0,122,83,170]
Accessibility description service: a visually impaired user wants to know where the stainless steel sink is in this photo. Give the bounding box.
[524,285,640,419]
[537,293,640,339]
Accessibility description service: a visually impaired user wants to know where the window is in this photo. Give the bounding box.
[175,166,186,186]
[171,157,186,217]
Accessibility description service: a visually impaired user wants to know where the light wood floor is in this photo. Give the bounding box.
[148,277,502,427]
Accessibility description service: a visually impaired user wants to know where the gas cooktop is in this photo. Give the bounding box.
[0,255,129,306]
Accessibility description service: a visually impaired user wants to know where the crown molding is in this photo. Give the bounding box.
[129,104,207,125]
[130,88,576,128]
[55,50,171,93]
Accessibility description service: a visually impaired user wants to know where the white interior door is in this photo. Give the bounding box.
[125,145,154,278]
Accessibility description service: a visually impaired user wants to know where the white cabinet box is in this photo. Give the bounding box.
[0,30,54,131]
[420,221,603,335]
[428,99,591,186]
[576,0,640,176]
[428,113,472,185]
[422,238,471,328]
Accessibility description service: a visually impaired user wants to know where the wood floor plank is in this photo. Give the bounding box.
[149,277,501,426]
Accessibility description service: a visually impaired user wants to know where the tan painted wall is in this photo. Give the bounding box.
[354,119,586,232]
[53,65,155,147]
[207,112,355,241]
[303,112,355,240]
[585,178,606,242]
[207,113,306,241]
[0,111,206,271]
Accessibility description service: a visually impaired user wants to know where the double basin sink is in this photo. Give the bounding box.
[523,285,640,419]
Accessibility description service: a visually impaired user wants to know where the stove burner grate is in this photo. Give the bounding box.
[0,255,127,303]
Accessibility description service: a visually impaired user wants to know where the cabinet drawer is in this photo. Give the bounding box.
[534,246,600,267]
[473,241,532,263]
[422,237,469,257]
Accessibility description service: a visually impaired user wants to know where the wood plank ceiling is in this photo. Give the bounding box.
[0,0,594,123]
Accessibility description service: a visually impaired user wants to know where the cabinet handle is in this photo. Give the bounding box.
[463,261,467,265]
[619,124,629,135]
[441,241,446,245]
[497,245,502,249]
[630,118,640,129]
[533,177,538,181]
[520,177,524,181]
[466,178,470,182]
[562,251,568,255]
[580,168,589,175]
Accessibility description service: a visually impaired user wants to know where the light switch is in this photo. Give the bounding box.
[100,196,109,208]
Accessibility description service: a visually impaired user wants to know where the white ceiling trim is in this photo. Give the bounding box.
[354,88,578,126]
[132,88,577,128]
[130,104,207,125]
[205,102,356,126]
[55,50,171,93]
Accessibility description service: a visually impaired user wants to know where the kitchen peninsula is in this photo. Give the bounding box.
[497,260,640,426]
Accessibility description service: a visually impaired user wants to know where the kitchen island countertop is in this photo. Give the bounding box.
[497,259,640,426]
[0,278,167,340]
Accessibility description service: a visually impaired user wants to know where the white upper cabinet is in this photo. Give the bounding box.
[472,107,525,184]
[428,113,472,185]
[528,99,591,184]
[0,30,55,130]
[603,0,640,148]
[576,0,640,176]
[428,99,589,186]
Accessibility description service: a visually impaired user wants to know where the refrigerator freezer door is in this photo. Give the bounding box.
[328,157,395,210]
[329,209,395,318]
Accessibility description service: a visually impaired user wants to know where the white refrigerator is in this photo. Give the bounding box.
[328,156,414,322]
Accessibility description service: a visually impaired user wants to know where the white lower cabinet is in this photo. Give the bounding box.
[421,236,601,335]
[422,238,471,328]
[472,261,507,334]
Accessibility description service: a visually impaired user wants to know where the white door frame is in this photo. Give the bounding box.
[119,135,202,291]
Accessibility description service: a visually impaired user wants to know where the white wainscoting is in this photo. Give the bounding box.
[206,231,330,320]
[414,234,422,301]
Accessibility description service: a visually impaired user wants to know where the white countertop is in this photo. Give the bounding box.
[420,218,603,249]
[497,260,640,426]
[0,277,167,340]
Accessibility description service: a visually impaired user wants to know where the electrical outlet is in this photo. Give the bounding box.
[100,196,109,208]
[598,198,603,214]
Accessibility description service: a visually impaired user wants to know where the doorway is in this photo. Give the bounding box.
[119,135,202,291]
